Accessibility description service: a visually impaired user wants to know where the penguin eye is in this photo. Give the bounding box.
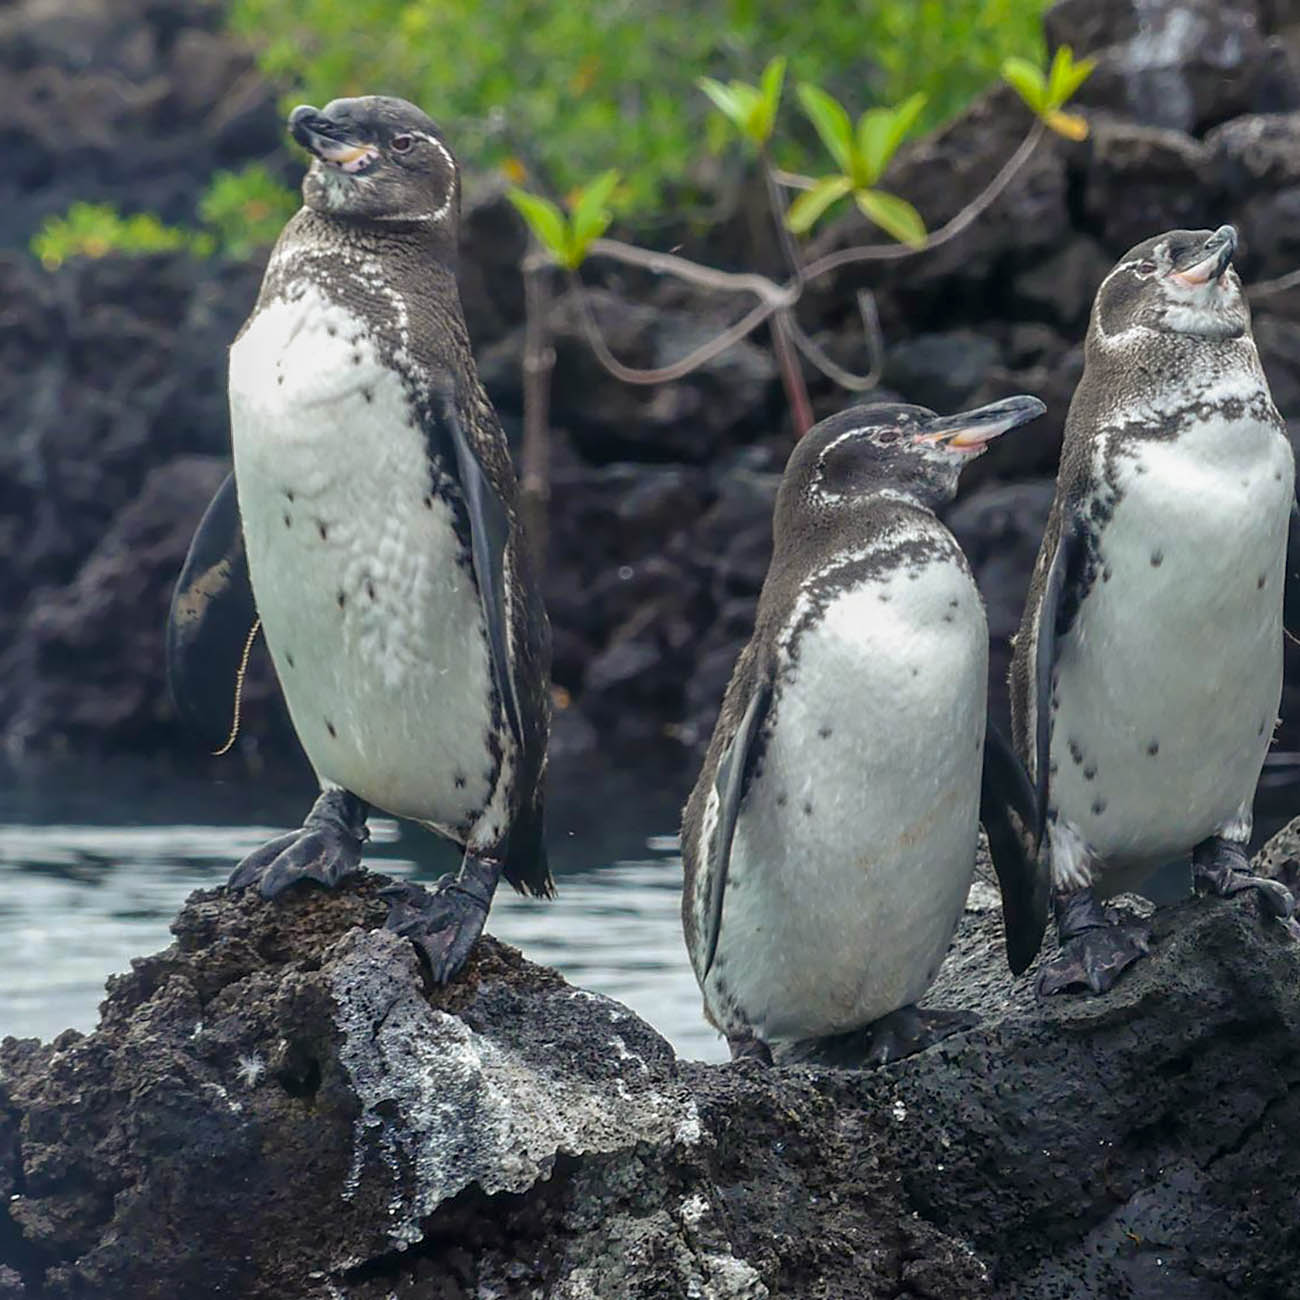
[391,134,414,153]
[1135,260,1158,276]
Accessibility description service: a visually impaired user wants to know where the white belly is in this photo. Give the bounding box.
[1051,412,1293,871]
[704,555,987,1042]
[229,285,506,837]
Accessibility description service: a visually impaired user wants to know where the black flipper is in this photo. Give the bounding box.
[980,725,1050,975]
[1284,497,1300,638]
[702,674,773,980]
[1033,514,1086,842]
[166,472,258,750]
[433,388,523,750]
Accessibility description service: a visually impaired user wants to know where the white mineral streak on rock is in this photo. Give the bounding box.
[679,1192,710,1227]
[675,1096,703,1146]
[328,929,693,1250]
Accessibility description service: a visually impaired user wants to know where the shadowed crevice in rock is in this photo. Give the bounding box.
[3,824,1300,1297]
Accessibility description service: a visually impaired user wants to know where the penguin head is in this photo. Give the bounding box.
[289,96,460,233]
[1092,226,1248,343]
[779,397,1047,522]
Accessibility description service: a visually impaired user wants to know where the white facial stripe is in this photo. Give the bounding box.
[809,422,969,503]
[404,131,455,223]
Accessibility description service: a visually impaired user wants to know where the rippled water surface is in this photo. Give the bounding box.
[0,757,727,1062]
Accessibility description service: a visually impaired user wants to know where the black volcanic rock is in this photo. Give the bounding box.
[0,0,283,251]
[1083,118,1214,250]
[2,829,1300,1297]
[0,455,293,761]
[1046,0,1294,134]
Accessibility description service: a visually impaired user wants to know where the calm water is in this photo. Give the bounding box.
[0,756,728,1062]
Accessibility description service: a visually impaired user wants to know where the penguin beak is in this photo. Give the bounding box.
[919,396,1048,453]
[1173,225,1237,286]
[289,105,377,172]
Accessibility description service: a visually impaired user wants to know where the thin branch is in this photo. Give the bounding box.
[770,309,813,435]
[760,149,805,284]
[556,120,1045,399]
[770,168,818,191]
[570,275,779,385]
[786,291,884,391]
[520,249,554,570]
[1249,267,1300,301]
[586,237,796,306]
[801,121,1045,281]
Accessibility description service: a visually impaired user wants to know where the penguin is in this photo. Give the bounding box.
[681,398,1051,1064]
[1010,225,1298,997]
[167,96,552,981]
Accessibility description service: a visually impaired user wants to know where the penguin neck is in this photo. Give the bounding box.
[1083,327,1269,424]
[772,488,937,573]
[260,207,466,331]
[277,206,460,278]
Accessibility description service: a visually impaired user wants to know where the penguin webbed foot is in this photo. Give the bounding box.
[779,1005,980,1069]
[228,788,369,898]
[1193,837,1296,921]
[381,854,502,983]
[725,1033,774,1066]
[1036,888,1150,997]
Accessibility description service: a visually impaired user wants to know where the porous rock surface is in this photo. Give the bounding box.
[4,828,1300,1299]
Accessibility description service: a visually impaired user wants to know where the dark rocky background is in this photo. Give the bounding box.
[5,0,1300,781]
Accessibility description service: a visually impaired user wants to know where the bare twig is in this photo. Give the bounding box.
[585,237,797,306]
[800,121,1045,281]
[770,310,813,434]
[786,291,885,392]
[769,168,818,191]
[534,119,1045,440]
[520,250,554,570]
[1249,267,1300,301]
[759,149,805,284]
[571,278,779,385]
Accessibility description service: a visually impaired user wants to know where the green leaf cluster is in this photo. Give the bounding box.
[198,165,300,260]
[225,0,1049,207]
[1002,45,1095,138]
[31,166,301,269]
[787,88,926,244]
[698,57,786,148]
[507,171,619,269]
[30,203,214,270]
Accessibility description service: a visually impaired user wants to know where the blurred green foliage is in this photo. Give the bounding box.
[31,203,214,269]
[228,0,1048,205]
[199,164,301,259]
[30,166,299,267]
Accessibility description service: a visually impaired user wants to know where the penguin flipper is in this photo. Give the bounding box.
[166,472,259,750]
[434,392,524,751]
[980,725,1049,975]
[1033,513,1086,843]
[1284,496,1300,636]
[702,673,773,980]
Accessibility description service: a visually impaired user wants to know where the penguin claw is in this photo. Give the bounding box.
[860,1005,981,1066]
[1035,922,1151,997]
[380,857,502,983]
[227,789,368,898]
[778,1005,980,1068]
[725,1033,774,1066]
[1277,915,1300,942]
[1192,842,1296,920]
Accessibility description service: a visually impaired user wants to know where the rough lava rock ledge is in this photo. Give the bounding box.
[5,833,1300,1298]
